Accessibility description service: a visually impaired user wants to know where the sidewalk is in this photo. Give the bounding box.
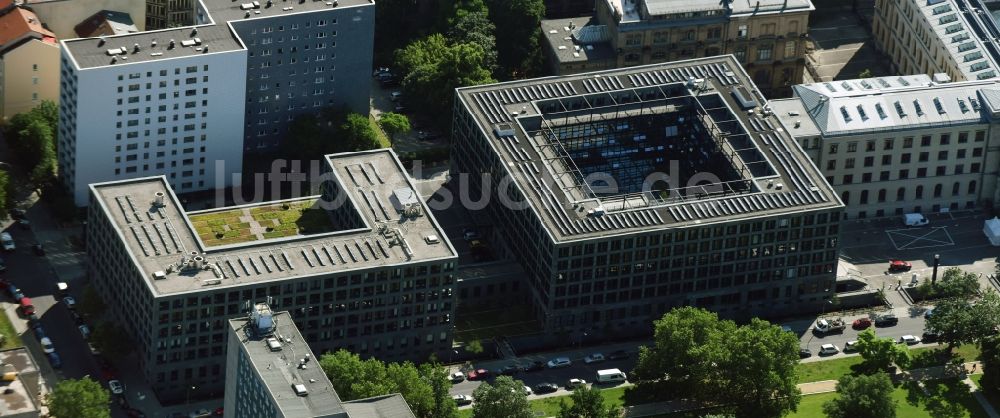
[449,339,650,374]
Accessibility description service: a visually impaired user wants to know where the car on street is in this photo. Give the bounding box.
[17,219,29,230]
[607,350,630,360]
[924,308,934,319]
[819,344,839,355]
[874,313,899,327]
[852,318,872,330]
[32,323,45,340]
[583,353,605,364]
[533,383,559,394]
[8,285,23,300]
[10,209,26,220]
[844,340,859,352]
[1,232,14,251]
[372,67,390,77]
[449,372,465,383]
[452,394,472,406]
[522,385,532,396]
[923,331,940,343]
[40,337,54,354]
[546,357,572,369]
[47,352,62,368]
[497,365,519,376]
[390,91,403,102]
[108,380,125,395]
[463,229,480,241]
[63,296,77,309]
[466,368,490,381]
[888,260,912,272]
[799,348,812,358]
[567,378,587,389]
[899,335,922,345]
[78,324,91,339]
[522,361,545,372]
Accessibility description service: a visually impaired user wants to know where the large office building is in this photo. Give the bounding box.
[873,0,1000,82]
[770,75,1000,220]
[224,306,415,418]
[87,149,457,401]
[59,0,374,205]
[540,0,814,97]
[451,56,843,340]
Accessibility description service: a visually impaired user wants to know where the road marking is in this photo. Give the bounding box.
[885,227,955,250]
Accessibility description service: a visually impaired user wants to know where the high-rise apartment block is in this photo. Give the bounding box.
[771,75,1000,219]
[59,0,374,205]
[224,306,415,418]
[87,149,456,401]
[451,56,843,341]
[540,0,814,97]
[873,0,1000,82]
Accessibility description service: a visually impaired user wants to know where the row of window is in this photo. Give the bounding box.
[828,131,986,154]
[827,147,983,170]
[832,163,981,185]
[840,181,978,205]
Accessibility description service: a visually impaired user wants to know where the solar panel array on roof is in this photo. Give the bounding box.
[624,63,737,88]
[472,81,579,124]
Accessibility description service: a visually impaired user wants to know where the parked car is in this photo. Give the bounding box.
[1,232,14,251]
[17,219,29,230]
[874,313,899,327]
[566,378,587,389]
[852,318,872,330]
[607,350,630,360]
[390,91,403,102]
[546,357,572,369]
[521,385,532,396]
[888,260,912,272]
[466,368,490,381]
[533,383,559,394]
[79,324,91,340]
[522,361,545,372]
[498,365,519,376]
[463,229,479,241]
[47,352,62,369]
[63,296,77,310]
[40,337,55,354]
[108,380,125,395]
[8,285,23,300]
[922,331,940,343]
[924,308,934,319]
[799,348,812,358]
[819,344,839,355]
[372,67,390,77]
[70,310,85,325]
[583,353,605,364]
[844,340,860,352]
[449,372,465,383]
[899,335,922,345]
[32,323,45,340]
[452,394,472,406]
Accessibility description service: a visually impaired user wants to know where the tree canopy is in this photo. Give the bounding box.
[0,171,9,220]
[378,112,411,142]
[471,375,533,418]
[633,307,801,418]
[919,267,981,300]
[47,377,110,418]
[854,328,910,373]
[822,373,896,418]
[6,101,58,188]
[926,290,1000,351]
[319,349,457,418]
[557,386,622,418]
[485,0,545,77]
[281,109,386,162]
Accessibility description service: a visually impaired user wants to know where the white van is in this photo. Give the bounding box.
[903,213,929,227]
[596,368,627,384]
[0,233,13,251]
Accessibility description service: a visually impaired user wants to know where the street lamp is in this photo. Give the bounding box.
[186,385,196,404]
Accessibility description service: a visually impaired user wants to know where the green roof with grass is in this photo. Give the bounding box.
[188,198,337,247]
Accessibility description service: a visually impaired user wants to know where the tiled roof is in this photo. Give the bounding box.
[0,7,55,47]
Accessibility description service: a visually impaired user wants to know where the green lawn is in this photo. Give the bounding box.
[189,199,335,246]
[188,208,257,246]
[795,344,982,384]
[458,386,627,418]
[0,310,22,349]
[454,305,542,342]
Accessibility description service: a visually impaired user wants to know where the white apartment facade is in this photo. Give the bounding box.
[771,75,1000,220]
[873,0,1000,82]
[58,43,247,205]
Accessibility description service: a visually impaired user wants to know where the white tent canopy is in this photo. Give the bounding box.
[984,217,1000,246]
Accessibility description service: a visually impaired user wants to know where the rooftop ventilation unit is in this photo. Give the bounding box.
[293,384,308,396]
[493,122,515,137]
[250,303,276,337]
[153,191,165,207]
[203,279,222,286]
[266,337,282,351]
[169,39,175,49]
[153,270,167,280]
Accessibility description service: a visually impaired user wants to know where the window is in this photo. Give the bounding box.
[976,130,986,142]
[916,186,924,199]
[734,46,746,62]
[845,158,855,169]
[784,41,796,58]
[973,147,984,157]
[843,174,853,184]
[841,191,850,204]
[866,140,875,151]
[878,189,886,202]
[882,155,892,165]
[959,132,969,143]
[934,184,943,198]
[862,173,872,182]
[901,153,911,163]
[917,168,927,177]
[940,134,951,145]
[969,180,978,194]
[864,156,874,167]
[847,142,857,152]
[919,152,929,162]
[826,160,836,170]
[938,151,949,160]
[880,171,890,181]
[936,166,946,176]
[737,25,748,38]
[829,144,838,154]
[921,135,932,146]
[860,190,869,204]
[757,45,773,61]
[903,137,913,148]
[653,31,668,44]
[897,188,906,201]
[899,169,909,179]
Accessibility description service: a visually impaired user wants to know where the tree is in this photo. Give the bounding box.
[342,113,384,151]
[980,335,1000,395]
[0,170,10,220]
[926,290,1000,351]
[379,112,411,142]
[633,307,801,417]
[47,376,111,418]
[6,102,57,183]
[557,386,622,418]
[486,0,545,77]
[319,349,458,418]
[822,373,896,418]
[466,340,484,354]
[446,8,497,72]
[920,268,981,300]
[854,328,910,373]
[90,322,133,359]
[471,376,533,418]
[858,69,873,78]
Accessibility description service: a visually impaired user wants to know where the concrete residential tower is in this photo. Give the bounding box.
[452,56,843,342]
[59,0,374,205]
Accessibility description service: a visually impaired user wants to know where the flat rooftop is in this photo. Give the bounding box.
[0,348,40,417]
[61,0,371,70]
[456,56,842,242]
[90,149,457,297]
[541,17,615,65]
[230,310,346,417]
[605,0,813,23]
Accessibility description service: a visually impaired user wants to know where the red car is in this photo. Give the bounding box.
[888,260,912,272]
[466,368,490,381]
[852,318,872,330]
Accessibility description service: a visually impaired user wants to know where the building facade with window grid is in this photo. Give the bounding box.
[87,149,457,402]
[771,75,1000,220]
[540,0,813,98]
[451,56,843,341]
[59,0,374,205]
